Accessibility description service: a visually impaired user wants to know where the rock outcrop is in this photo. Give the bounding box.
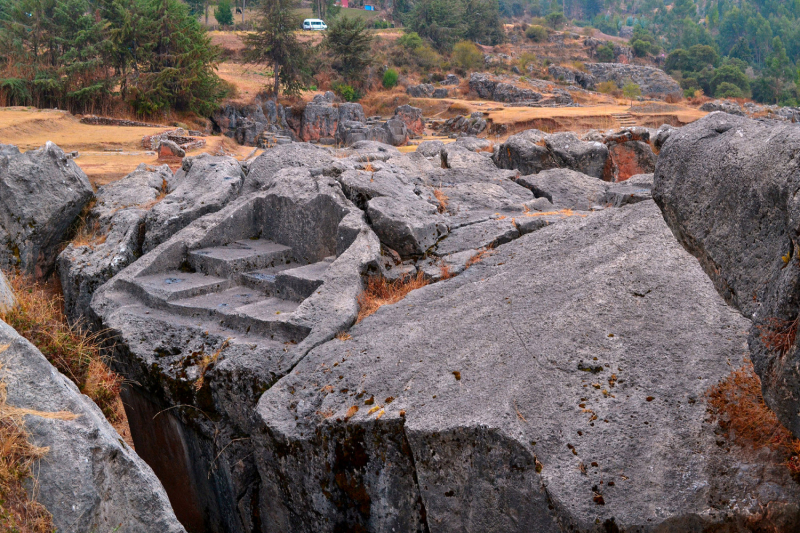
[653,111,800,438]
[255,201,800,531]
[0,142,94,278]
[516,168,607,210]
[493,129,610,179]
[470,72,543,104]
[585,63,681,97]
[0,319,186,533]
[394,104,424,135]
[57,163,175,324]
[211,99,292,146]
[300,92,340,142]
[143,154,244,253]
[699,99,745,116]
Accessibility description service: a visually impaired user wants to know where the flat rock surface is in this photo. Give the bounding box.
[0,320,185,533]
[256,201,800,532]
[517,168,608,210]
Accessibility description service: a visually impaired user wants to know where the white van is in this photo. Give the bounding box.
[303,19,327,30]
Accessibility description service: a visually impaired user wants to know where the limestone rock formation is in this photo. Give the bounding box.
[57,163,175,324]
[211,100,293,146]
[0,319,186,533]
[300,92,340,141]
[493,129,610,179]
[603,127,657,181]
[516,168,608,210]
[469,72,543,103]
[255,202,799,531]
[599,173,653,207]
[406,83,435,98]
[143,154,244,253]
[653,111,800,438]
[585,63,681,96]
[394,104,424,135]
[0,142,94,278]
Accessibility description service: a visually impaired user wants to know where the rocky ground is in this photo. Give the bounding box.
[2,109,800,532]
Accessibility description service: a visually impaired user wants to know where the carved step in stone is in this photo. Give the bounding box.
[136,272,234,302]
[274,257,335,301]
[188,239,292,278]
[239,263,297,294]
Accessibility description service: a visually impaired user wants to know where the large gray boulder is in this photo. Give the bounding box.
[599,173,653,207]
[517,168,608,210]
[469,72,542,103]
[300,92,340,141]
[0,319,185,533]
[366,196,442,257]
[0,142,93,278]
[544,133,609,179]
[243,143,335,194]
[492,129,558,175]
[256,201,799,531]
[653,111,800,438]
[57,164,175,324]
[143,154,244,253]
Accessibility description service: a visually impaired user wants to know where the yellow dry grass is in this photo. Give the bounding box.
[707,359,800,476]
[0,368,56,533]
[356,272,428,323]
[433,188,449,214]
[0,272,128,436]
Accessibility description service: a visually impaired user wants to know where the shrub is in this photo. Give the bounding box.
[214,0,233,26]
[545,11,566,29]
[412,45,442,70]
[398,31,424,50]
[451,41,484,71]
[622,81,641,102]
[333,82,360,102]
[715,81,743,99]
[525,25,548,42]
[631,39,651,57]
[596,43,615,62]
[518,52,538,72]
[382,68,399,89]
[596,80,618,94]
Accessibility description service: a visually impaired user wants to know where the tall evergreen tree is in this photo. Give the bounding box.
[244,0,307,96]
[325,15,374,83]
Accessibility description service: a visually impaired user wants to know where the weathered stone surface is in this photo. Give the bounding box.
[416,140,445,159]
[394,104,424,135]
[91,165,381,533]
[653,112,800,437]
[243,143,335,194]
[0,319,186,533]
[406,83,435,98]
[57,164,174,324]
[544,133,609,179]
[441,74,460,85]
[367,196,442,257]
[256,201,799,532]
[143,154,244,253]
[433,217,519,255]
[599,173,653,207]
[585,62,681,96]
[652,124,676,151]
[211,100,292,146]
[0,142,94,278]
[492,129,558,175]
[700,100,745,115]
[438,114,487,136]
[517,168,608,210]
[300,92,340,141]
[547,65,596,89]
[0,269,14,312]
[607,140,656,181]
[470,72,542,103]
[157,139,185,159]
[453,136,492,153]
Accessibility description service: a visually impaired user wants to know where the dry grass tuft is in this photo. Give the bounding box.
[0,372,55,533]
[707,359,800,476]
[523,208,587,219]
[356,272,428,323]
[756,316,799,358]
[439,263,454,280]
[195,338,231,391]
[433,188,449,214]
[335,331,352,341]
[465,248,494,270]
[0,272,125,426]
[362,162,376,173]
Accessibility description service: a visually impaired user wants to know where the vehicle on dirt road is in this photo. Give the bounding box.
[303,19,327,30]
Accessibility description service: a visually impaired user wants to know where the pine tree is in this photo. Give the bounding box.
[244,0,307,96]
[325,15,374,83]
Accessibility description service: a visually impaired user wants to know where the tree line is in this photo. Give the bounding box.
[0,0,226,116]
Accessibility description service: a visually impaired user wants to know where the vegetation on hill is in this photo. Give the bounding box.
[0,0,227,116]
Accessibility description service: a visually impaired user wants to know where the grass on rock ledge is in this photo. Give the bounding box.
[0,272,128,432]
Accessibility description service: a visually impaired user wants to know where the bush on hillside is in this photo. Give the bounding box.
[215,0,233,25]
[452,41,483,71]
[383,68,399,88]
[525,25,548,42]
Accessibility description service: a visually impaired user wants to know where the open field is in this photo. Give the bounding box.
[0,107,260,188]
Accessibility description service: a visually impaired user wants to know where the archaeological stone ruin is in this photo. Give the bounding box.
[3,108,800,532]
